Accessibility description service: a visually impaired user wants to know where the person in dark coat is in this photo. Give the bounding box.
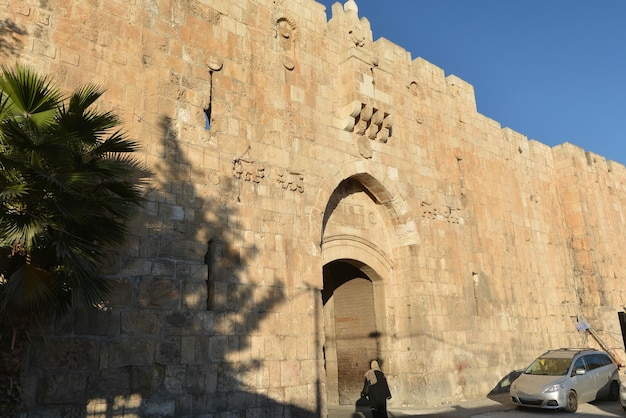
[361,360,392,418]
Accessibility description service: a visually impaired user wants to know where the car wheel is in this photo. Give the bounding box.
[564,390,578,413]
[607,380,619,401]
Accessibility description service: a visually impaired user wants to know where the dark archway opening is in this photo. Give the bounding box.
[323,260,379,405]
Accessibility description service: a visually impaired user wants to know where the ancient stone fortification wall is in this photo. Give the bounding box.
[4,0,626,416]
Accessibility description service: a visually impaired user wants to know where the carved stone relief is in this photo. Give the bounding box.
[276,16,296,70]
[232,158,304,193]
[419,201,463,224]
[275,169,304,193]
[356,136,373,159]
[348,25,365,47]
[233,159,265,183]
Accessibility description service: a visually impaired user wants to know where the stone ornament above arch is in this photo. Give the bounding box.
[309,159,419,255]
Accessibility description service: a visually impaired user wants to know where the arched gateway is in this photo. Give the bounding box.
[310,161,419,405]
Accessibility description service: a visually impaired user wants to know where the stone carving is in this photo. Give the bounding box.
[275,169,304,193]
[356,135,373,159]
[276,16,296,70]
[342,0,365,47]
[232,159,304,193]
[206,56,223,71]
[419,201,463,224]
[348,25,365,47]
[233,158,265,183]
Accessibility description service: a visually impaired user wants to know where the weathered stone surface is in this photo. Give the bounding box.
[156,336,181,364]
[121,310,164,335]
[87,366,131,396]
[141,398,176,417]
[9,0,626,416]
[163,310,215,335]
[28,338,99,370]
[129,365,165,396]
[75,309,120,336]
[137,277,181,309]
[39,372,88,404]
[103,339,155,368]
[107,278,136,307]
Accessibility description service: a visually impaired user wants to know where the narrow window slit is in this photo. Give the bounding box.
[204,239,214,310]
[204,71,213,130]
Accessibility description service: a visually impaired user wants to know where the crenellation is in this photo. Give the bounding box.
[446,74,477,112]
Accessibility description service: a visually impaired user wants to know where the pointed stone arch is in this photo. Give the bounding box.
[312,160,418,405]
[309,159,419,252]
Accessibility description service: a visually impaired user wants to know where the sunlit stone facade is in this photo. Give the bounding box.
[5,0,626,415]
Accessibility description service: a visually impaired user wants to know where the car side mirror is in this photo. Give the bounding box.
[575,368,586,375]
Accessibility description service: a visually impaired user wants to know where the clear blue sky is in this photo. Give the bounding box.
[319,0,626,166]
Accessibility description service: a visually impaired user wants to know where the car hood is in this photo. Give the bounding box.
[512,373,566,394]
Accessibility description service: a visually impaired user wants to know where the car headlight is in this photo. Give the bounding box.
[544,383,565,393]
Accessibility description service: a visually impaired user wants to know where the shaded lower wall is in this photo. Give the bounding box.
[19,279,324,417]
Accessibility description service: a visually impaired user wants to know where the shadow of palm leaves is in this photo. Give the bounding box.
[0,19,27,58]
[140,116,314,415]
[20,86,316,416]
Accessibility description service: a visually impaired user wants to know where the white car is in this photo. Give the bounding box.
[510,348,619,413]
[620,371,626,410]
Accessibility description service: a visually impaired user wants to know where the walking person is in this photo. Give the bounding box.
[361,360,392,418]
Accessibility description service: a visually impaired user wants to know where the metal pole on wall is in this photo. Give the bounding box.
[618,312,626,357]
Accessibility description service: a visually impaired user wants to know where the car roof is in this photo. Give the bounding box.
[539,348,601,359]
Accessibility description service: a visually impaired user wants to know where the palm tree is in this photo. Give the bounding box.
[0,65,145,415]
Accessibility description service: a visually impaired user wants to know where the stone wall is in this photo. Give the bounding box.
[3,0,626,416]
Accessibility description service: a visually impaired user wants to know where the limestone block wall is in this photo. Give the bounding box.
[3,0,626,415]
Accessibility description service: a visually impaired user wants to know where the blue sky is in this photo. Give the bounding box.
[319,0,626,166]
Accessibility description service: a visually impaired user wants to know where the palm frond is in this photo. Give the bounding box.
[90,131,140,156]
[0,65,63,128]
[0,65,146,320]
[0,182,30,200]
[0,211,50,250]
[0,264,56,317]
[68,83,105,113]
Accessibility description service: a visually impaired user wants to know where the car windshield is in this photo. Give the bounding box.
[524,357,572,376]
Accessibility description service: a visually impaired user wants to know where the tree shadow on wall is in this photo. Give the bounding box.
[20,115,318,417]
[0,18,27,58]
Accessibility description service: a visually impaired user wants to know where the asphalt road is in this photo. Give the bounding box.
[474,399,624,418]
[327,394,625,417]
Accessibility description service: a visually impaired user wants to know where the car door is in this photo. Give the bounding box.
[590,353,616,398]
[570,355,595,403]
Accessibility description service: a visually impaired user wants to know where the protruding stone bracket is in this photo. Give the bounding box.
[339,101,393,158]
[341,101,393,142]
